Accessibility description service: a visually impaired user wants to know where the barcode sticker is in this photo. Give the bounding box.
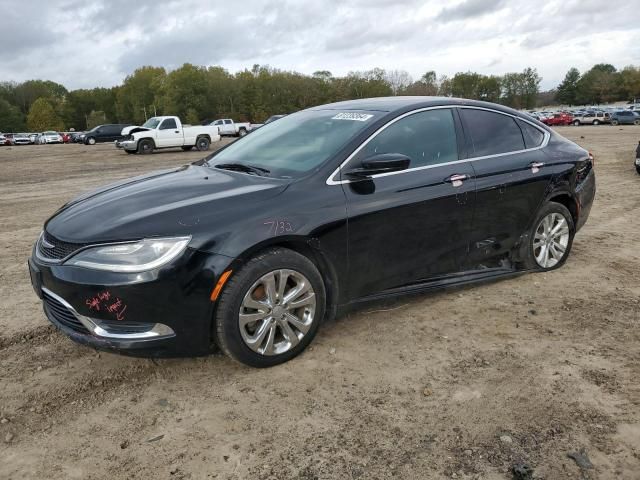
[331,112,374,122]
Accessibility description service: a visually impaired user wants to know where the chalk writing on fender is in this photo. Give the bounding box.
[85,290,128,321]
[264,219,293,237]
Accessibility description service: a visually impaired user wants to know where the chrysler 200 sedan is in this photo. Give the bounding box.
[28,97,596,367]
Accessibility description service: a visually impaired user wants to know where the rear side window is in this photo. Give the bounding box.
[358,109,459,168]
[461,109,525,156]
[516,119,545,148]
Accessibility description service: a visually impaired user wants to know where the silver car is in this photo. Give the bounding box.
[39,131,63,144]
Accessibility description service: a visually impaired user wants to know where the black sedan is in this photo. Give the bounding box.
[28,97,596,367]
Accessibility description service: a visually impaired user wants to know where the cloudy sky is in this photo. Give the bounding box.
[1,0,639,91]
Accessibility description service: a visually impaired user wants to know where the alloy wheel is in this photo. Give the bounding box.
[239,269,316,356]
[533,212,570,268]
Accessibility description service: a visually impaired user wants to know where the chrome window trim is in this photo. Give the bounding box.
[326,105,550,185]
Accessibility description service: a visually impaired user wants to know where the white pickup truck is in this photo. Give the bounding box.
[209,119,253,137]
[116,116,220,154]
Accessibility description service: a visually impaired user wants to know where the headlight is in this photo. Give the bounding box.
[65,236,191,272]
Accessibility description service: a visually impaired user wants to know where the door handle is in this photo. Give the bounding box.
[174,130,180,133]
[529,161,545,173]
[445,174,469,187]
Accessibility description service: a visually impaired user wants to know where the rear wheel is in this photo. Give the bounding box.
[522,202,575,271]
[214,248,326,367]
[196,136,210,151]
[238,128,247,137]
[634,120,640,126]
[137,139,154,154]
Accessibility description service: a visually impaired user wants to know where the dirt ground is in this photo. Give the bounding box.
[0,128,639,480]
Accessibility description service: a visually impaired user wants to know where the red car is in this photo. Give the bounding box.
[543,113,573,126]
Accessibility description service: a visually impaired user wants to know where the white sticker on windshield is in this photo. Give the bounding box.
[331,112,374,122]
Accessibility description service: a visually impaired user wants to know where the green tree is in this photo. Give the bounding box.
[185,108,200,125]
[0,99,26,131]
[556,68,580,105]
[27,97,65,131]
[116,66,166,124]
[86,110,108,129]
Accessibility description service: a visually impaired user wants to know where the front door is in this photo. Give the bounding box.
[156,118,182,147]
[340,108,476,299]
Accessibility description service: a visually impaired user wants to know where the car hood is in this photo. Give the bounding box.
[45,164,289,248]
[122,126,150,135]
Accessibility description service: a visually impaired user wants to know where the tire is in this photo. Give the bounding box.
[593,120,600,125]
[137,139,154,154]
[611,120,619,126]
[196,136,210,151]
[214,248,326,368]
[634,120,640,126]
[573,120,580,126]
[86,137,96,145]
[181,146,194,151]
[636,166,640,175]
[521,202,575,272]
[238,128,247,137]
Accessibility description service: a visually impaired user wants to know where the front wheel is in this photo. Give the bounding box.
[573,120,580,126]
[86,137,96,145]
[522,202,575,271]
[137,139,154,154]
[593,120,600,125]
[214,248,326,367]
[611,120,619,126]
[634,120,640,126]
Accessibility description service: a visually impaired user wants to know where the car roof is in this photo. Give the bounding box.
[310,96,533,119]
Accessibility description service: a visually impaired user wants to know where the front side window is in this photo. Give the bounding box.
[356,109,458,168]
[207,109,382,178]
[160,118,177,130]
[460,109,525,156]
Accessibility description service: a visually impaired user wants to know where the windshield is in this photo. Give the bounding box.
[207,109,381,178]
[142,118,162,129]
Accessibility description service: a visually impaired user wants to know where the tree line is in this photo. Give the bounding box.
[0,62,638,132]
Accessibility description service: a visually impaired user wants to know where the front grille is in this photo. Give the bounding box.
[43,291,90,334]
[38,231,89,261]
[99,319,155,334]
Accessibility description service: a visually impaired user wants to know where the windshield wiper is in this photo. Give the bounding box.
[214,163,271,176]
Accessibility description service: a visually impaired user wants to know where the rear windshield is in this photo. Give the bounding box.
[207,109,382,178]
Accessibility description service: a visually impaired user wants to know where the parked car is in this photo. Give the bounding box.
[543,113,574,126]
[28,97,596,367]
[209,119,252,137]
[4,133,14,145]
[69,132,85,143]
[28,133,38,144]
[80,124,132,145]
[39,131,63,144]
[12,133,31,145]
[610,111,640,126]
[0,133,6,145]
[116,116,220,154]
[572,112,610,125]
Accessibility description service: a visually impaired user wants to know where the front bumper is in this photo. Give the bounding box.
[116,140,137,151]
[28,248,234,357]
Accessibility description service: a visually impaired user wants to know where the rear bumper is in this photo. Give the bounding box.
[575,169,596,232]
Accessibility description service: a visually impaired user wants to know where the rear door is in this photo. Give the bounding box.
[340,107,476,299]
[459,108,551,267]
[156,118,183,147]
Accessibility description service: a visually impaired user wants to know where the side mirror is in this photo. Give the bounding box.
[345,153,410,180]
